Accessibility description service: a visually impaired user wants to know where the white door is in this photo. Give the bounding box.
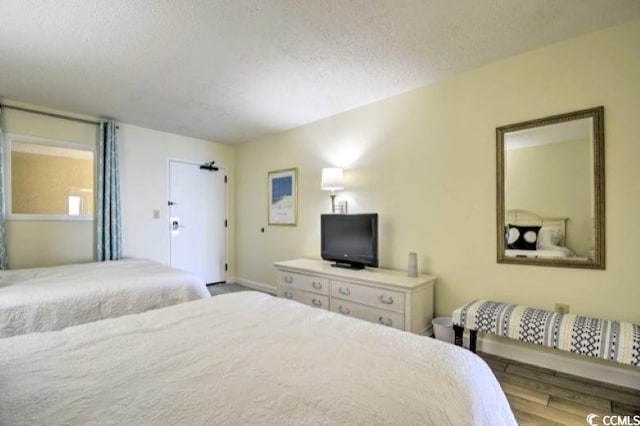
[168,160,227,283]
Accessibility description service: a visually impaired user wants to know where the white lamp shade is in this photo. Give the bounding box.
[321,167,344,191]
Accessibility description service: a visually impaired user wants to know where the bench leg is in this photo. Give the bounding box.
[453,325,464,347]
[469,330,478,353]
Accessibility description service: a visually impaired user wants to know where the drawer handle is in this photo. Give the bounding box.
[338,306,351,315]
[284,275,293,284]
[311,298,322,307]
[378,316,393,327]
[379,295,394,305]
[284,291,293,299]
[338,287,351,296]
[312,281,322,290]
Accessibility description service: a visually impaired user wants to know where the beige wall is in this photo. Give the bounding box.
[3,103,236,272]
[3,103,98,268]
[235,19,640,324]
[505,140,591,256]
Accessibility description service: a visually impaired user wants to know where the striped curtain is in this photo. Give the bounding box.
[96,120,122,261]
[0,109,8,269]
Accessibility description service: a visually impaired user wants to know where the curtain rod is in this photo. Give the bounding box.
[0,104,101,126]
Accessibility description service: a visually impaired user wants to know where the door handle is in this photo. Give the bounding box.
[171,215,185,232]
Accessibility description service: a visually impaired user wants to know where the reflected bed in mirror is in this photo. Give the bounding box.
[505,210,573,259]
[496,107,605,269]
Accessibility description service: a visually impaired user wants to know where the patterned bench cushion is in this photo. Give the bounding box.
[452,300,640,367]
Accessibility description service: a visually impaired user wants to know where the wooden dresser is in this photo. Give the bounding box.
[274,258,436,335]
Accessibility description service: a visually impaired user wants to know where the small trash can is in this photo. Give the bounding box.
[432,316,454,343]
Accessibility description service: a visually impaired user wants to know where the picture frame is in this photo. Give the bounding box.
[268,168,298,226]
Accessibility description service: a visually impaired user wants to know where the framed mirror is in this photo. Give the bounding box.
[496,106,605,269]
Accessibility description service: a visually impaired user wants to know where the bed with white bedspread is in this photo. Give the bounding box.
[0,291,516,425]
[0,258,209,338]
[504,209,575,259]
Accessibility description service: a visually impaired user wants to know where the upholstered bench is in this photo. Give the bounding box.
[452,300,640,367]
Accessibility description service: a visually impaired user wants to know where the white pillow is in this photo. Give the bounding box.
[537,227,563,249]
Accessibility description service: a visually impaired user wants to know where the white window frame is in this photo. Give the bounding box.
[4,133,96,221]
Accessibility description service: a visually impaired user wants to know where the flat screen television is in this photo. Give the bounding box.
[321,213,378,269]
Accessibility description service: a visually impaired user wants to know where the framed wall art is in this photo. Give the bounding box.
[268,168,298,226]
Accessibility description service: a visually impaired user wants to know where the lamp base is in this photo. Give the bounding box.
[335,201,348,214]
[329,195,347,214]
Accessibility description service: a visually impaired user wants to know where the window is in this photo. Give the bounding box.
[6,135,95,220]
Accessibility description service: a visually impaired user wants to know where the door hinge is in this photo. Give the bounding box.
[225,219,228,227]
[225,263,228,272]
[224,175,228,183]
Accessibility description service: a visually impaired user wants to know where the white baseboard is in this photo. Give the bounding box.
[464,333,640,390]
[234,277,277,295]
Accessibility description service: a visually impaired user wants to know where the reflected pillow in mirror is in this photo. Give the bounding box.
[537,227,563,249]
[506,225,541,250]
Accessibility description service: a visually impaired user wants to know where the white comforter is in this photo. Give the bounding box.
[0,258,209,338]
[0,292,516,425]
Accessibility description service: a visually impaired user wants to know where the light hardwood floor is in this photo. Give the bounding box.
[478,352,640,425]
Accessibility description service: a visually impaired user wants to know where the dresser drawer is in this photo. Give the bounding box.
[281,288,329,310]
[330,299,405,331]
[331,280,405,313]
[280,272,329,295]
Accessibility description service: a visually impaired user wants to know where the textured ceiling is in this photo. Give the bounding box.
[1,1,639,144]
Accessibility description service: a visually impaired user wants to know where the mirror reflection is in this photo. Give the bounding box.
[496,107,604,269]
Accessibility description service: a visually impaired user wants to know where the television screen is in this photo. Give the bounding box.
[321,213,378,269]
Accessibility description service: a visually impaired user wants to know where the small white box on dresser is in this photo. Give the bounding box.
[274,258,436,335]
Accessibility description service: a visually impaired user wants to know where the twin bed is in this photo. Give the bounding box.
[504,209,576,259]
[0,258,210,337]
[0,260,516,425]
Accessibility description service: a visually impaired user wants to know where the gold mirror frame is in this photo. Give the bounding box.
[496,106,605,269]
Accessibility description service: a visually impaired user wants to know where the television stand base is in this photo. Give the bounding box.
[331,262,365,270]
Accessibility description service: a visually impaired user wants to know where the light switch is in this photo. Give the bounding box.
[153,210,160,219]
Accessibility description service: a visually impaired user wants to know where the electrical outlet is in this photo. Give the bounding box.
[153,210,160,219]
[555,303,569,314]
